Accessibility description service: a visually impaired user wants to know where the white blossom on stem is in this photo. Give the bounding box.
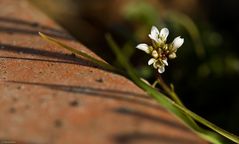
[136,26,184,73]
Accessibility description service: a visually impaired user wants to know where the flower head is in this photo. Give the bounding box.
[136,26,184,73]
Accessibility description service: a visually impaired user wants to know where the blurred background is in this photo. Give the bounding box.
[30,0,239,136]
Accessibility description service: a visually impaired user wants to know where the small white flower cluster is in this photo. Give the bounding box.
[136,26,184,73]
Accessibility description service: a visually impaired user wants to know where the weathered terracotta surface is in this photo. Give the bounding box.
[0,0,208,144]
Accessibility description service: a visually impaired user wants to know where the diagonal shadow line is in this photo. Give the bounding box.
[0,56,83,65]
[0,25,73,40]
[113,132,202,144]
[0,44,70,59]
[6,81,166,110]
[7,81,198,142]
[0,139,38,144]
[0,43,110,71]
[113,107,190,133]
[0,16,65,34]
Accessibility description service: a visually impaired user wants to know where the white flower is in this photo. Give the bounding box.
[148,58,156,65]
[148,26,160,43]
[148,26,169,44]
[168,36,184,59]
[162,59,168,66]
[158,66,165,73]
[148,58,167,74]
[159,28,169,42]
[136,43,152,54]
[136,25,184,74]
[172,36,184,50]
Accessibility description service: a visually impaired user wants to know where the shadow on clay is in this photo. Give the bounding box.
[6,81,202,144]
[113,132,202,144]
[0,43,111,72]
[113,107,190,132]
[0,16,73,40]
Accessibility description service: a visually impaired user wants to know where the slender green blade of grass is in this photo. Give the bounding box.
[156,77,201,130]
[39,32,119,73]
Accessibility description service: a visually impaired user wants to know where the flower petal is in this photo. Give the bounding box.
[172,36,184,49]
[148,26,160,42]
[162,59,168,66]
[148,58,156,65]
[158,66,165,73]
[159,28,169,41]
[136,43,151,53]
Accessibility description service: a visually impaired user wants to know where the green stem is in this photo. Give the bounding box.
[152,80,158,88]
[39,32,120,73]
[157,75,184,106]
[156,75,203,134]
[173,100,239,143]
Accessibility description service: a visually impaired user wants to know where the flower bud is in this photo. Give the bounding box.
[152,50,159,58]
[172,36,184,49]
[169,53,176,59]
